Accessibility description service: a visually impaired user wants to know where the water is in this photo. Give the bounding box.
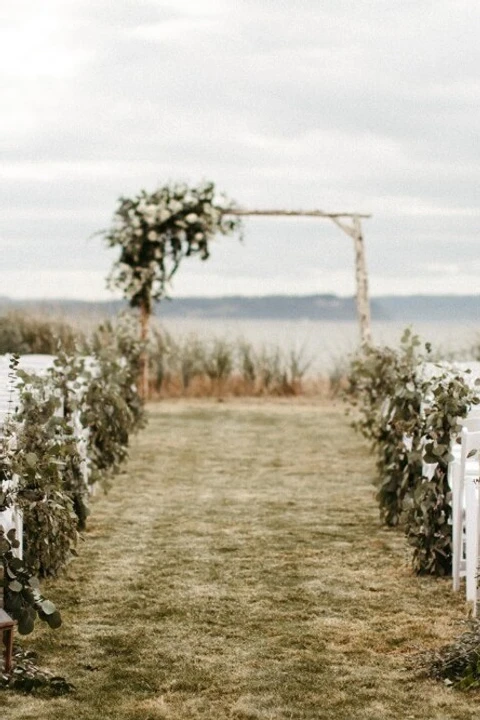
[155,318,480,375]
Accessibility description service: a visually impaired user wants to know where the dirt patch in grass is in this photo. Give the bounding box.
[1,398,478,719]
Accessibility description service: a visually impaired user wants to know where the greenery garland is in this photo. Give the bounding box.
[405,370,479,575]
[0,527,61,636]
[347,329,427,526]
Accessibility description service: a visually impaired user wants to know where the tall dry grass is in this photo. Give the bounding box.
[148,327,320,398]
[0,310,343,398]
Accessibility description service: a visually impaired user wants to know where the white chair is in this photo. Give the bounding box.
[457,428,480,612]
[443,414,480,591]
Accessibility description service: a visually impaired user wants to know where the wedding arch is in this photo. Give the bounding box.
[227,208,372,345]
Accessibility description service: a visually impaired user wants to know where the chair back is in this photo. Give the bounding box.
[460,428,480,476]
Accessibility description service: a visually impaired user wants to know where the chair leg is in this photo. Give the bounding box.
[465,476,479,604]
[450,462,462,591]
[2,626,13,674]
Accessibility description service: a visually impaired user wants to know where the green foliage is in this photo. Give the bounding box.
[0,527,61,636]
[0,316,146,659]
[346,329,426,526]
[347,328,480,574]
[103,181,242,312]
[6,367,80,577]
[404,370,479,575]
[83,315,146,484]
[89,314,146,433]
[81,364,133,483]
[49,352,92,530]
[0,311,82,354]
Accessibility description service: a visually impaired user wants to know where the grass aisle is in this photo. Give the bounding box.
[1,400,478,719]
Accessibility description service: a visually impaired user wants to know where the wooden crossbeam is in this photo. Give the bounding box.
[226,209,371,219]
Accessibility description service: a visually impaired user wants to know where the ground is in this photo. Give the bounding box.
[1,399,478,719]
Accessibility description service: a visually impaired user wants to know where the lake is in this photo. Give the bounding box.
[155,318,480,375]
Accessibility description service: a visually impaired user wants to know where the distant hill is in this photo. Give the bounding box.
[0,294,479,323]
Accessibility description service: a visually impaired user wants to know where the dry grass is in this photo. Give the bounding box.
[1,398,478,719]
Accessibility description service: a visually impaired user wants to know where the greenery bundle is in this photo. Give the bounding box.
[0,315,146,644]
[6,364,81,577]
[405,370,479,575]
[347,329,479,574]
[347,329,427,526]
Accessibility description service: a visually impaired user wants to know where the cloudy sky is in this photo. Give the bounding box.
[1,0,479,300]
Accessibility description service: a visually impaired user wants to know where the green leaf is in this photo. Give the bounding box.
[9,557,24,571]
[0,537,10,554]
[25,451,38,468]
[40,600,57,615]
[17,613,35,636]
[46,611,62,629]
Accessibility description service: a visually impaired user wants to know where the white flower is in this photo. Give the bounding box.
[185,213,198,223]
[147,230,158,241]
[134,229,143,237]
[158,209,171,222]
[194,232,204,240]
[169,200,182,213]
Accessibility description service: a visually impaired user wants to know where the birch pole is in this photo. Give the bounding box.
[229,208,373,346]
[330,215,372,346]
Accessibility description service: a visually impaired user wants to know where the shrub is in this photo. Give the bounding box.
[0,527,62,636]
[404,370,479,575]
[83,314,146,484]
[9,365,81,577]
[346,329,426,526]
[347,328,480,574]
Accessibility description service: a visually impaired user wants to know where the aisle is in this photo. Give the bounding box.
[1,401,477,720]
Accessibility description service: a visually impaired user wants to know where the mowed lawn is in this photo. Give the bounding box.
[1,399,478,720]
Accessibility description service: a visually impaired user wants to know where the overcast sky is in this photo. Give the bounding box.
[1,0,479,300]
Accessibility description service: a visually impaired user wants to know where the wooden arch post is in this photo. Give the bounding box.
[330,215,372,346]
[228,209,373,346]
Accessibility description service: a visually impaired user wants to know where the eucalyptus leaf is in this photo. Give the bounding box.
[40,600,57,615]
[46,611,62,629]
